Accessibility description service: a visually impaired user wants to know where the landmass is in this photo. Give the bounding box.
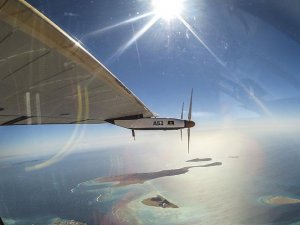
[94,162,222,187]
[228,156,239,159]
[1,157,44,169]
[261,196,300,205]
[200,162,222,167]
[186,158,212,162]
[12,159,42,166]
[52,218,86,225]
[142,195,179,208]
[2,218,87,225]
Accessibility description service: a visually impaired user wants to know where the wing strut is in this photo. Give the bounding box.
[180,102,184,141]
[187,88,193,153]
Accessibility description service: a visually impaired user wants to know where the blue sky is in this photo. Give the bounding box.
[1,0,300,158]
[23,0,300,118]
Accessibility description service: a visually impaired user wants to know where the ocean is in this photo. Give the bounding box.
[1,131,300,224]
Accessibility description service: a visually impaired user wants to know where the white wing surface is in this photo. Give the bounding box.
[0,0,154,125]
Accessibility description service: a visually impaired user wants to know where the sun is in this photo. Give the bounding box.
[152,0,183,21]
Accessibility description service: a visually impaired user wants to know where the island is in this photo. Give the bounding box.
[261,196,300,205]
[52,218,86,225]
[94,162,222,187]
[142,195,179,208]
[186,158,212,162]
[201,162,222,167]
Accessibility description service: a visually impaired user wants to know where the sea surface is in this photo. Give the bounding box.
[1,131,300,224]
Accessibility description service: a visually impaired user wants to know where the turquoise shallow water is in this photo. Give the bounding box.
[71,155,300,224]
[2,131,300,224]
[68,132,300,225]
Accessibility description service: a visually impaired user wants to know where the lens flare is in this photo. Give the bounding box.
[152,0,183,20]
[108,16,159,63]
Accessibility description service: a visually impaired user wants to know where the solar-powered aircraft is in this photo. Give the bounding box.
[107,89,195,152]
[0,0,195,151]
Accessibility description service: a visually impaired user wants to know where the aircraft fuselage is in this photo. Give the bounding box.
[112,118,195,130]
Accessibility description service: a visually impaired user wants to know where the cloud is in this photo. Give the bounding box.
[64,12,79,17]
[191,111,217,118]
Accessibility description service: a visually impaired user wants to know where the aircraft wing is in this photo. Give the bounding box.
[0,0,154,125]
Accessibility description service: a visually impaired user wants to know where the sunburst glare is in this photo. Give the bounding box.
[152,0,184,21]
[108,16,160,63]
[101,0,271,122]
[82,12,154,40]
